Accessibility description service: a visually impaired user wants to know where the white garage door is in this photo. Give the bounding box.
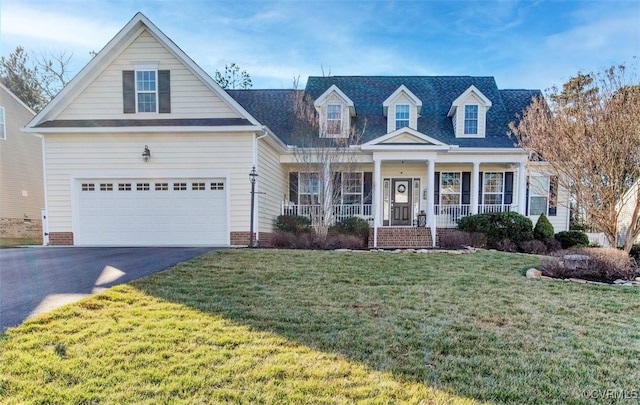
[76,178,227,246]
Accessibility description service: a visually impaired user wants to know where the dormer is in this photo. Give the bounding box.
[447,85,492,138]
[313,85,355,138]
[383,85,422,133]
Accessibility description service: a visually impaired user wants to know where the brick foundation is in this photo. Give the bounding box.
[0,218,42,239]
[231,231,275,247]
[369,227,434,249]
[49,232,74,246]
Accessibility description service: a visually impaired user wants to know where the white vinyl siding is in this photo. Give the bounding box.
[453,93,487,138]
[58,30,242,120]
[0,107,5,140]
[0,87,43,222]
[257,140,286,234]
[42,132,254,239]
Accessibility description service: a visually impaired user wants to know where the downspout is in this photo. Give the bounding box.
[38,133,49,245]
[253,128,268,245]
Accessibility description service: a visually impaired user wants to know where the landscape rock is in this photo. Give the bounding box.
[526,268,542,279]
[568,278,588,284]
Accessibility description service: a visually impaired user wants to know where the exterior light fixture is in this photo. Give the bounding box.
[249,166,258,247]
[142,145,151,162]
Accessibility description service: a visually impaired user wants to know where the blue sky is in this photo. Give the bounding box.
[1,0,638,91]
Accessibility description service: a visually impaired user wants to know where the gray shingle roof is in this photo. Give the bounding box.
[228,77,541,148]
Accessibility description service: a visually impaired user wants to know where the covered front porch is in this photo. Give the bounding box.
[281,158,527,248]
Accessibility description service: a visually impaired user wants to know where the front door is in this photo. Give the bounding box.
[391,178,411,226]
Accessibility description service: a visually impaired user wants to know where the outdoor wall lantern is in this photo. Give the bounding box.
[249,166,258,248]
[417,210,427,227]
[142,145,151,162]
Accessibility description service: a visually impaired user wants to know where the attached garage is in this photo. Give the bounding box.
[75,178,228,246]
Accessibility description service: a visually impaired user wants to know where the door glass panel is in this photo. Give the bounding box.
[395,180,409,203]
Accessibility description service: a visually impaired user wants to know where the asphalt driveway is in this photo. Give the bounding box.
[0,246,222,332]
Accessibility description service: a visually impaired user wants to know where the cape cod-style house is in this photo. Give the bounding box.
[24,13,568,248]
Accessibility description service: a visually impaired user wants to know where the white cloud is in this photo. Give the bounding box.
[1,4,118,49]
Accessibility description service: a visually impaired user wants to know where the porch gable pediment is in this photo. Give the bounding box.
[361,127,450,151]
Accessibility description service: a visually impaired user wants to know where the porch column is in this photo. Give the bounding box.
[470,161,480,215]
[426,159,436,247]
[517,162,527,215]
[373,158,382,248]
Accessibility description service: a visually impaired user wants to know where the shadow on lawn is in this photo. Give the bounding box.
[130,249,590,404]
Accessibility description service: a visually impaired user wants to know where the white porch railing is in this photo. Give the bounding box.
[281,203,373,225]
[434,204,515,228]
[281,203,514,228]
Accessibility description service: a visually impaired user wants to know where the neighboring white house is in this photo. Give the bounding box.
[24,13,569,248]
[617,180,640,246]
[0,83,43,239]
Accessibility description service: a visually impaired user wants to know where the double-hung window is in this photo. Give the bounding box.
[136,70,157,113]
[464,105,478,135]
[299,173,320,205]
[326,104,342,136]
[529,176,549,215]
[0,107,5,140]
[342,172,362,205]
[440,172,461,205]
[483,172,504,205]
[395,104,410,129]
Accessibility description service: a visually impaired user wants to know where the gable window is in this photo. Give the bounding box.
[483,172,504,204]
[326,104,342,136]
[136,70,157,112]
[464,105,478,135]
[0,107,5,140]
[395,104,410,130]
[440,172,461,205]
[123,69,170,114]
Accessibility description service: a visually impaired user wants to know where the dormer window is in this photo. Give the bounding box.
[313,85,355,138]
[447,85,491,138]
[383,85,422,133]
[326,104,342,136]
[395,104,410,129]
[464,105,478,135]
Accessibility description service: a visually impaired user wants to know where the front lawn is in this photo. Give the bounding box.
[1,250,639,404]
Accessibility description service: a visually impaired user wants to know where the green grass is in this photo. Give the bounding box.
[0,237,42,248]
[1,249,640,404]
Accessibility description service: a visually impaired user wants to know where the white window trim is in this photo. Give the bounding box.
[341,172,363,205]
[482,172,504,205]
[135,69,158,113]
[395,104,410,130]
[463,104,479,135]
[440,172,462,205]
[0,107,5,140]
[299,172,320,205]
[528,175,550,216]
[324,103,344,138]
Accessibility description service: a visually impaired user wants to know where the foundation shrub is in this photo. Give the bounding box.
[496,238,519,253]
[439,231,487,248]
[533,214,555,240]
[276,215,312,235]
[329,216,370,246]
[519,239,548,255]
[458,212,534,247]
[555,230,589,249]
[544,237,563,253]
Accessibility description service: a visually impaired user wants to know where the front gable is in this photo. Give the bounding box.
[361,127,450,151]
[26,13,260,133]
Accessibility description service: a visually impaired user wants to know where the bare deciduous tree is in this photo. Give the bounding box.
[289,90,368,240]
[510,64,640,252]
[214,63,252,89]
